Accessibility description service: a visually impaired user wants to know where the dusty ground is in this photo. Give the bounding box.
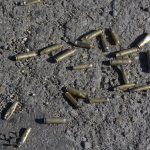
[0,0,150,150]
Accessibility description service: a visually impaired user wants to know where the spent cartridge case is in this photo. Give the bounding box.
[137,34,150,48]
[117,83,136,90]
[147,50,150,73]
[66,87,88,99]
[21,0,41,5]
[110,29,120,45]
[44,118,66,124]
[65,92,81,108]
[75,41,94,49]
[16,51,38,61]
[110,58,132,65]
[120,66,129,84]
[4,101,19,120]
[73,64,93,70]
[90,98,108,104]
[100,31,109,52]
[40,44,63,55]
[55,49,76,62]
[81,29,103,40]
[133,85,150,92]
[116,47,139,57]
[18,128,32,147]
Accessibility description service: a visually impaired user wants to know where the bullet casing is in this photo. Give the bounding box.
[137,34,150,48]
[117,83,136,90]
[75,41,94,49]
[4,101,19,120]
[73,64,93,70]
[66,87,88,99]
[147,50,150,73]
[116,47,139,57]
[65,92,81,108]
[90,98,108,103]
[40,44,63,55]
[110,29,120,45]
[133,85,150,92]
[16,51,38,61]
[18,128,32,147]
[81,29,103,40]
[55,49,76,62]
[100,31,109,52]
[110,58,132,65]
[22,0,41,5]
[44,118,66,124]
[120,66,129,84]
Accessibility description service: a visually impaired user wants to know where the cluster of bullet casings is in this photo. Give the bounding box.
[3,0,150,147]
[111,34,150,92]
[12,27,150,147]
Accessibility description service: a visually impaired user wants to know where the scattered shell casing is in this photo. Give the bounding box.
[66,87,88,99]
[120,66,129,84]
[99,31,109,52]
[44,118,66,124]
[73,64,93,70]
[109,29,120,45]
[90,98,108,104]
[40,44,63,55]
[21,0,41,5]
[65,92,81,108]
[18,128,32,147]
[116,83,136,91]
[75,41,94,49]
[147,50,150,73]
[133,85,150,92]
[81,29,103,40]
[116,47,139,58]
[110,58,132,65]
[137,34,150,48]
[4,101,19,120]
[55,49,76,62]
[16,51,38,61]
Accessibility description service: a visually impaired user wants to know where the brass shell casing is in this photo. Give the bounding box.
[16,51,38,61]
[18,128,32,147]
[66,87,88,99]
[40,44,63,55]
[4,101,19,120]
[55,49,76,62]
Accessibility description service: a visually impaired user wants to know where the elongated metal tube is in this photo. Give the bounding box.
[110,58,132,65]
[66,87,87,99]
[110,29,120,45]
[55,49,76,62]
[117,83,136,90]
[65,92,81,108]
[81,29,103,40]
[120,66,129,84]
[133,85,150,92]
[21,0,41,5]
[100,31,109,52]
[16,51,38,61]
[4,101,19,120]
[18,128,32,147]
[75,41,94,49]
[73,64,93,70]
[90,98,108,103]
[40,44,63,55]
[44,118,66,124]
[116,47,139,57]
[137,34,150,48]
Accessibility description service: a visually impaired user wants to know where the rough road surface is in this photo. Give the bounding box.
[0,0,150,150]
